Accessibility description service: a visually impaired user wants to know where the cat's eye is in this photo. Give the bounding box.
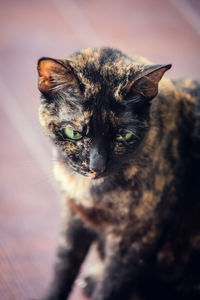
[116,131,133,142]
[63,127,82,140]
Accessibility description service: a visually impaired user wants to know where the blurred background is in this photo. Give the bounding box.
[0,0,200,299]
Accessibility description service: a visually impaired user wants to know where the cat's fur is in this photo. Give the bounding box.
[37,47,200,300]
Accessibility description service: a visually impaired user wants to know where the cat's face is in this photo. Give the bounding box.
[37,48,171,179]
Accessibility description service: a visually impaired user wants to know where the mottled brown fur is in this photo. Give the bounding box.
[37,47,200,300]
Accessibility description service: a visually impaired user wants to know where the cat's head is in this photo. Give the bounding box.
[37,48,171,179]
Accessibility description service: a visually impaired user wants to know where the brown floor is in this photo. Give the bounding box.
[0,0,200,299]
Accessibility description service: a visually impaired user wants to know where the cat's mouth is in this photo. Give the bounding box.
[73,164,107,179]
[88,170,106,180]
[93,173,105,180]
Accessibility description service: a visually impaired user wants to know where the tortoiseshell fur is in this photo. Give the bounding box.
[37,48,200,300]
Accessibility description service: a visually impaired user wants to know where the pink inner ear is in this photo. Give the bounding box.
[38,60,55,90]
[38,59,68,92]
[37,59,79,94]
[38,60,58,80]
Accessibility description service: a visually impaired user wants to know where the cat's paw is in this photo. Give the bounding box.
[76,276,97,298]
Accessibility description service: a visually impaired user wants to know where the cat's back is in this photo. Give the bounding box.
[174,78,200,154]
[173,77,200,99]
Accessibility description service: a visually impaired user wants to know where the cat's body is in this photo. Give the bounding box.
[37,48,200,300]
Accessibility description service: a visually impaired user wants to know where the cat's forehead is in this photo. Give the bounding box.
[68,47,138,99]
[58,96,122,131]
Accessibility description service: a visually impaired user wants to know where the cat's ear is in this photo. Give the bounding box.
[126,64,172,100]
[37,58,78,94]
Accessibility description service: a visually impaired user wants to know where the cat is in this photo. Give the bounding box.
[37,47,200,300]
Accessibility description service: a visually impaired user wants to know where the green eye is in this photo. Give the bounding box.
[116,131,133,142]
[64,127,82,140]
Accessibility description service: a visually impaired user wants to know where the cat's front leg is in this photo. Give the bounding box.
[42,211,97,300]
[91,231,159,300]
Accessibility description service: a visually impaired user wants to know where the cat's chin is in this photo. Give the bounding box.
[90,175,105,185]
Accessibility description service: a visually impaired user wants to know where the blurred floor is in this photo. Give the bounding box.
[0,0,199,299]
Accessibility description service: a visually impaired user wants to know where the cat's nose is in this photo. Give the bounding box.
[89,148,106,176]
